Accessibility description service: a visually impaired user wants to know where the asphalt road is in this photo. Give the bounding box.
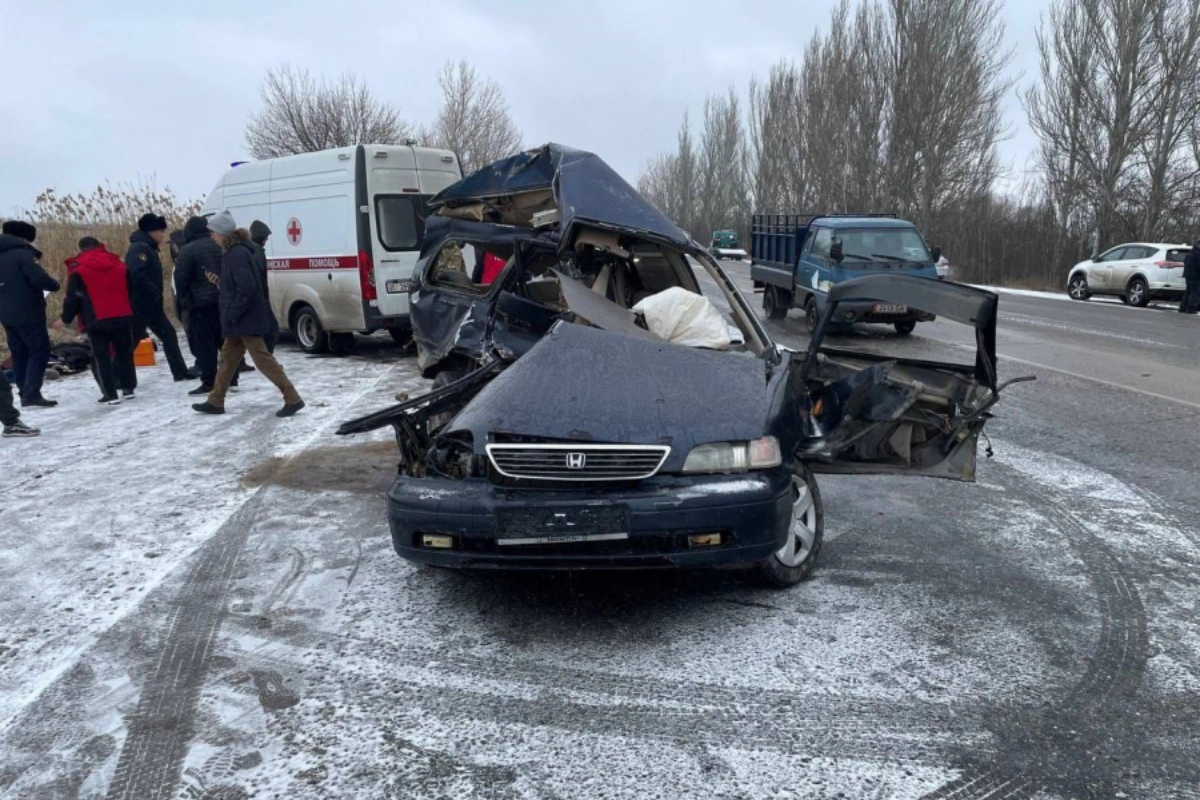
[1,266,1198,799]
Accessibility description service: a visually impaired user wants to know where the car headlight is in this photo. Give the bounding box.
[681,437,782,474]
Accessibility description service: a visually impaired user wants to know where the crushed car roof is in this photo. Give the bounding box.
[429,143,693,250]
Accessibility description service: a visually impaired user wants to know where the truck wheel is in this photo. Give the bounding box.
[388,328,413,347]
[894,320,917,335]
[754,464,823,588]
[804,297,820,335]
[764,286,788,321]
[292,306,329,354]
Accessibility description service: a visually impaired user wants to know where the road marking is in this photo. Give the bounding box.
[999,311,1186,349]
[947,342,1200,411]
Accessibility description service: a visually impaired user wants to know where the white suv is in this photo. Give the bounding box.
[1066,242,1190,306]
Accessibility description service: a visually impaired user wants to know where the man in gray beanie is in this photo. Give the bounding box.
[193,210,303,417]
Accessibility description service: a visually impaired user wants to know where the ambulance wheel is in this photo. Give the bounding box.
[388,328,413,347]
[293,306,329,354]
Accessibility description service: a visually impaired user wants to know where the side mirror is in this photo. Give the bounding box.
[830,240,844,263]
[1091,255,1101,262]
[930,246,942,262]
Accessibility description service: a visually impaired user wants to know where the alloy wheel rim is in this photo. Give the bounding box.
[1070,279,1086,298]
[1130,283,1143,303]
[775,476,817,567]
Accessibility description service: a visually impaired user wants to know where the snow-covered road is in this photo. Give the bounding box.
[1,328,1198,799]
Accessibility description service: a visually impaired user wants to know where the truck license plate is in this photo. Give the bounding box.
[873,303,907,314]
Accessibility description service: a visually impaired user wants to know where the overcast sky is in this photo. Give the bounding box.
[2,0,1045,216]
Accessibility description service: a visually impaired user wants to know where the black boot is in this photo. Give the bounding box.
[192,402,225,415]
[276,400,305,418]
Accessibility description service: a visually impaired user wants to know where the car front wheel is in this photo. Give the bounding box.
[754,464,824,588]
[1067,274,1091,300]
[1126,277,1149,307]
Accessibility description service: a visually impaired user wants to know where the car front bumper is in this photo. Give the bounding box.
[386,470,794,570]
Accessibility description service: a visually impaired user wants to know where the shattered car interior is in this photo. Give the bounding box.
[338,144,1015,582]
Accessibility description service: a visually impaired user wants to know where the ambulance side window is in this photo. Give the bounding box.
[375,196,423,251]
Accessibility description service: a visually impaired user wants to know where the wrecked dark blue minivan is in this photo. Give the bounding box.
[339,144,1009,587]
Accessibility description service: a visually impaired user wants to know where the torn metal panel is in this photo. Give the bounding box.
[553,270,664,342]
[430,143,692,251]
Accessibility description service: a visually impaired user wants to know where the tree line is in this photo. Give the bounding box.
[638,0,1200,288]
[245,60,523,177]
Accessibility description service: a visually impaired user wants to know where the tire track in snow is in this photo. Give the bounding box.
[920,446,1151,799]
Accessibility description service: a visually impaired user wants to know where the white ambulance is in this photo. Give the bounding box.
[201,143,463,352]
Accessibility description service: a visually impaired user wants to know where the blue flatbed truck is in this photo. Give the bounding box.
[749,213,942,335]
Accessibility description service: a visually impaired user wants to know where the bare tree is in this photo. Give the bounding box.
[245,65,411,160]
[697,89,750,237]
[427,60,523,175]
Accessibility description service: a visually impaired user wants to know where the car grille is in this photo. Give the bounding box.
[485,444,670,482]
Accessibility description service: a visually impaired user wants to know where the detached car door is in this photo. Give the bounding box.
[795,276,1010,482]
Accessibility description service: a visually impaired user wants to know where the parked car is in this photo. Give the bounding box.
[201,143,463,353]
[749,213,941,335]
[339,144,1015,588]
[1066,242,1189,307]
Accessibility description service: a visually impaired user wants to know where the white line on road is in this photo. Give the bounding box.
[999,311,1187,349]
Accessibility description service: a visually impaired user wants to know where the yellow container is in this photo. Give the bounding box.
[134,338,156,368]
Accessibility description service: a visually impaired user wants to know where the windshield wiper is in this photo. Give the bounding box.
[842,252,877,261]
[872,253,923,264]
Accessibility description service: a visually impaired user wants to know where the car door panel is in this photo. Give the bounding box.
[796,275,1005,482]
[1111,246,1147,293]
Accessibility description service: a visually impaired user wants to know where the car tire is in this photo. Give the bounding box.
[805,297,820,335]
[764,286,789,321]
[754,464,824,588]
[1126,277,1149,307]
[1067,274,1091,301]
[894,320,917,336]
[388,328,413,347]
[427,369,464,432]
[292,306,329,354]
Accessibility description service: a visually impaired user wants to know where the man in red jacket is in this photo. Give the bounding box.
[62,237,138,404]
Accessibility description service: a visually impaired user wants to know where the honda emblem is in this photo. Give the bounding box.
[565,452,587,470]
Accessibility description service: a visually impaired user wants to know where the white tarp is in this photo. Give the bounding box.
[633,287,732,350]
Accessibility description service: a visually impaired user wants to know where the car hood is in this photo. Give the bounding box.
[446,323,775,459]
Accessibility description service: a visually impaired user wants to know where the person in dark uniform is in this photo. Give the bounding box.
[248,220,280,353]
[125,213,194,381]
[1182,240,1200,314]
[0,220,60,407]
[173,216,226,394]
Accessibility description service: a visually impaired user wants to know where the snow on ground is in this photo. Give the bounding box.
[0,341,421,728]
[1,334,1198,798]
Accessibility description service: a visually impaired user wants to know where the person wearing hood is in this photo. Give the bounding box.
[1182,240,1200,314]
[248,220,281,353]
[0,220,60,407]
[192,210,304,418]
[125,212,194,381]
[62,237,137,404]
[173,215,226,394]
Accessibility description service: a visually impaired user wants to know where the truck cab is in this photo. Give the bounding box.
[750,213,941,335]
[709,230,748,260]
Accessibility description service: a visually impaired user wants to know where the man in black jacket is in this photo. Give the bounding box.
[193,211,304,418]
[0,220,60,407]
[126,213,193,381]
[249,220,281,353]
[1182,241,1200,314]
[173,216,225,394]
